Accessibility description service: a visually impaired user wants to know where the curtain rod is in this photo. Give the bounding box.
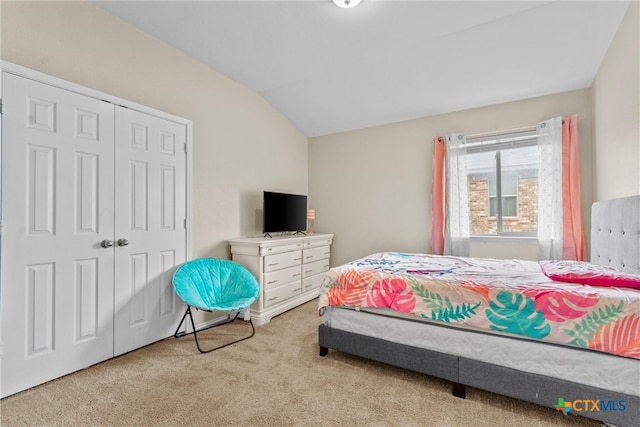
[466,125,536,139]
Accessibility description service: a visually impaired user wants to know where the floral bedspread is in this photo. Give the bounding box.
[318,252,640,359]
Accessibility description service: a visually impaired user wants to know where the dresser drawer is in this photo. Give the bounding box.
[302,259,330,278]
[264,281,302,307]
[304,237,333,249]
[302,245,330,264]
[302,273,327,294]
[263,265,302,290]
[264,250,302,273]
[259,242,303,256]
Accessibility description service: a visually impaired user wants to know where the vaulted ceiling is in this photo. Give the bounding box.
[93,0,630,136]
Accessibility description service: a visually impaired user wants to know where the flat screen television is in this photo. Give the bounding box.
[263,191,307,235]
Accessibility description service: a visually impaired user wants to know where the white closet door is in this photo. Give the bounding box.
[0,73,116,397]
[113,106,187,356]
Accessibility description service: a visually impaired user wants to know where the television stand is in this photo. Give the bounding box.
[263,231,306,238]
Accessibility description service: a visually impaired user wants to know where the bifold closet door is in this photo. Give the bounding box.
[1,71,188,397]
[0,72,116,397]
[112,106,187,356]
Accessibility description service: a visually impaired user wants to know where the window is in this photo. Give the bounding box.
[488,173,517,217]
[466,130,538,236]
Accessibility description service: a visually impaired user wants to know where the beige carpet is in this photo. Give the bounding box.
[1,300,598,426]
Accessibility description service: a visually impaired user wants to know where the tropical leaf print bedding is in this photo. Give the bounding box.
[317,252,640,359]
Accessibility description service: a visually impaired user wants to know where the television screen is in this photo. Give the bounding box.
[263,191,307,234]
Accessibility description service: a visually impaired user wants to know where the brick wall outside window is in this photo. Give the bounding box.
[469,170,538,234]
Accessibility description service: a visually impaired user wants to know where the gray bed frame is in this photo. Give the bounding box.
[319,195,640,426]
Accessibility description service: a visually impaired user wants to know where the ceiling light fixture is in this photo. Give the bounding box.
[332,0,362,8]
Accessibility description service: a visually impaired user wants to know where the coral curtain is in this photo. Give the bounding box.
[562,115,586,261]
[430,136,446,255]
[537,115,586,261]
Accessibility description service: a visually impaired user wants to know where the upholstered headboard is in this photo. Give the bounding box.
[590,195,640,274]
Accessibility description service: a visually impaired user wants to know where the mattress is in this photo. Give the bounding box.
[321,305,640,397]
[318,252,640,359]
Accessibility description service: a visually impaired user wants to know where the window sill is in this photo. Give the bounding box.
[470,235,538,244]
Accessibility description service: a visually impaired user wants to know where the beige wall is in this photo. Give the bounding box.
[0,1,308,261]
[310,90,593,265]
[592,0,640,201]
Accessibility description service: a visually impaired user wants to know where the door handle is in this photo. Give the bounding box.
[101,239,114,248]
[117,238,129,247]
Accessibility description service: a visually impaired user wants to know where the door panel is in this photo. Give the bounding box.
[113,106,186,356]
[1,73,115,397]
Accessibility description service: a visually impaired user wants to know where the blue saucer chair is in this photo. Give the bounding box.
[172,258,260,353]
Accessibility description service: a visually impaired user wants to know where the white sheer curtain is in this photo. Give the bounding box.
[537,117,563,260]
[444,133,470,256]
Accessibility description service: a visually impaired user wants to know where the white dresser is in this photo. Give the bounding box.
[229,233,333,326]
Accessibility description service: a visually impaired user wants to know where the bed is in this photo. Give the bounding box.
[318,195,640,426]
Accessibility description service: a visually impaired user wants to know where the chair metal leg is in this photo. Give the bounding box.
[173,305,256,353]
[173,306,192,338]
